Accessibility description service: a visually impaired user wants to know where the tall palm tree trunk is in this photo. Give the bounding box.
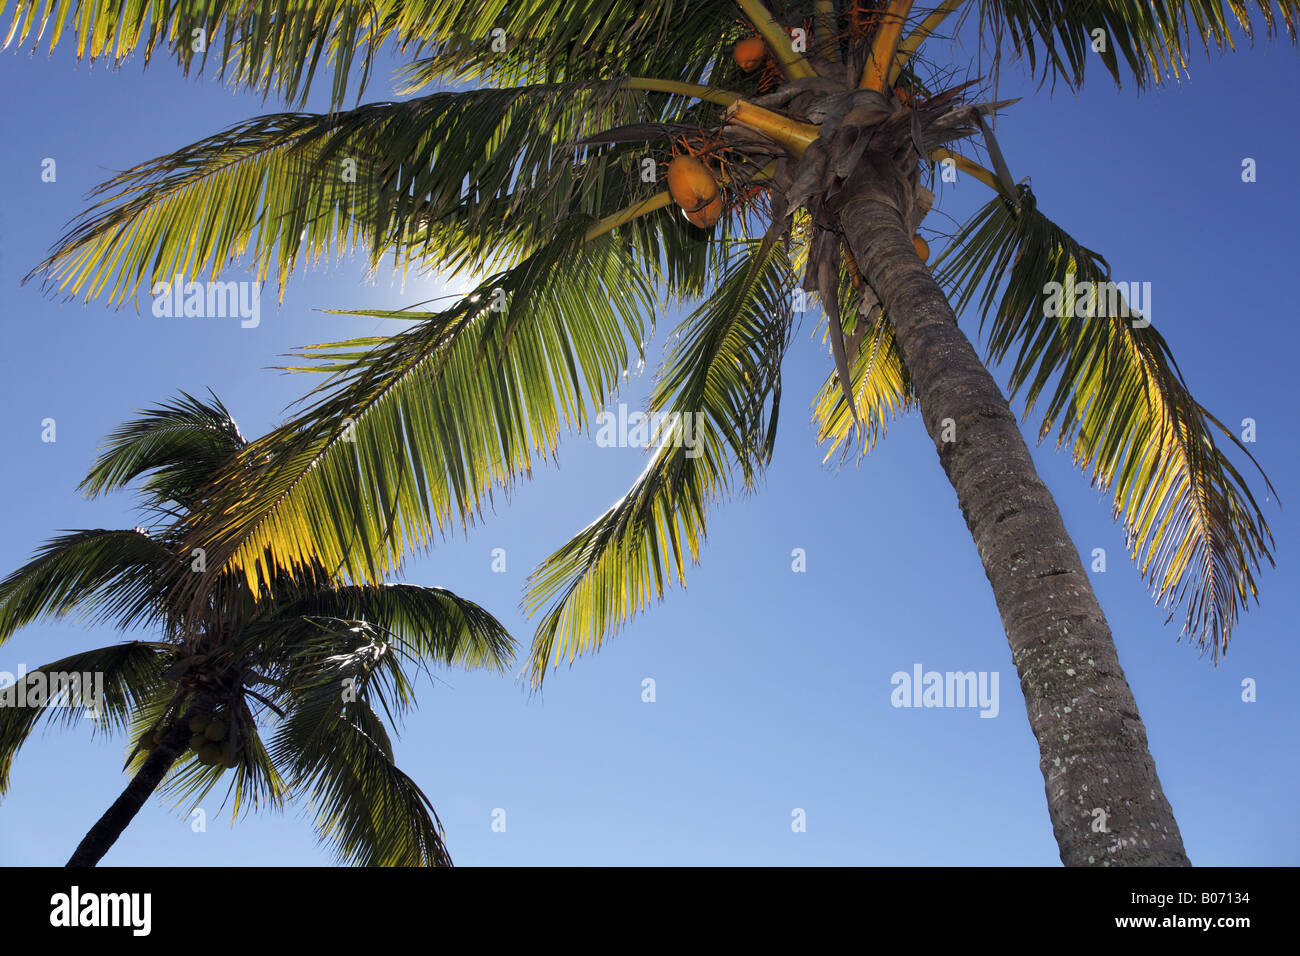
[66,719,189,867]
[839,194,1190,866]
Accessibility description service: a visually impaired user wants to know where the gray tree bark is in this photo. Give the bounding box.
[839,194,1190,866]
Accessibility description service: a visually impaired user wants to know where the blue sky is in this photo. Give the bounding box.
[0,18,1296,866]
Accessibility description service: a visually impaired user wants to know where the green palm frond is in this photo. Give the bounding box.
[157,705,287,813]
[0,0,734,110]
[0,642,167,795]
[982,0,1300,90]
[937,184,1276,657]
[0,530,176,644]
[395,0,740,89]
[277,620,420,723]
[525,237,793,684]
[189,223,653,592]
[649,237,793,485]
[80,390,246,508]
[30,86,617,304]
[285,583,516,674]
[271,689,450,866]
[222,695,288,814]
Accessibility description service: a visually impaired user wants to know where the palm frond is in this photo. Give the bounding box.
[8,0,1296,109]
[284,583,515,674]
[937,184,1276,657]
[0,0,385,108]
[0,642,167,795]
[189,223,653,593]
[28,82,710,306]
[0,530,175,644]
[1,0,738,110]
[394,0,740,89]
[980,0,1300,90]
[525,237,793,684]
[80,390,246,508]
[813,308,914,462]
[273,618,420,725]
[271,692,450,866]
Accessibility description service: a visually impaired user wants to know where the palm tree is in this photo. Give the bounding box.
[9,1,1286,865]
[0,392,514,866]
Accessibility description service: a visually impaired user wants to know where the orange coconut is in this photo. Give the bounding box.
[667,155,723,228]
[733,35,766,72]
[912,234,930,262]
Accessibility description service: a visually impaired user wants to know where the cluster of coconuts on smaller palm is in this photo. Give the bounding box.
[187,711,237,768]
[136,710,237,768]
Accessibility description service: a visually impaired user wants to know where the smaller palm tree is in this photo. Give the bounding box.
[0,392,514,866]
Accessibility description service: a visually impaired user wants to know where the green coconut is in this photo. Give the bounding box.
[189,733,207,751]
[188,714,210,734]
[197,743,222,766]
[204,719,228,742]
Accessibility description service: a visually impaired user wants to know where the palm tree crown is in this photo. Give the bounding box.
[0,392,515,865]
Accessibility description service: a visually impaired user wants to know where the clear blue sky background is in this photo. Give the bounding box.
[0,15,1296,866]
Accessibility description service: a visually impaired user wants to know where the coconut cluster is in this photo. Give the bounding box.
[187,711,237,767]
[136,710,237,769]
[668,29,932,246]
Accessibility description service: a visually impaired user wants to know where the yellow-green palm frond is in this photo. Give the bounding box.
[937,184,1276,658]
[394,0,744,89]
[28,80,747,311]
[1,0,760,116]
[7,0,1298,113]
[28,84,662,306]
[524,237,793,685]
[1,0,385,108]
[814,308,914,462]
[186,222,654,595]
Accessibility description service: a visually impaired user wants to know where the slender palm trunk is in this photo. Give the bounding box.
[839,195,1190,866]
[66,719,189,867]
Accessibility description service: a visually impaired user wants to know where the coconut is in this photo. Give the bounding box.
[197,743,222,766]
[913,235,930,263]
[733,36,766,72]
[204,719,228,742]
[189,733,207,751]
[667,155,724,229]
[188,714,210,734]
